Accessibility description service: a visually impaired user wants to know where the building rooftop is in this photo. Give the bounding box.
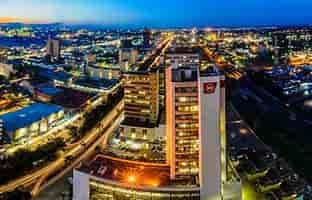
[79,154,171,188]
[52,87,95,109]
[73,77,119,90]
[79,153,199,190]
[0,102,63,133]
[37,85,63,96]
[200,66,223,77]
[38,69,72,82]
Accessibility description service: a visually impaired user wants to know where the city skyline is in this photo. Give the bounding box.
[1,0,312,28]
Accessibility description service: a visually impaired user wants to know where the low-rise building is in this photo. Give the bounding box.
[0,63,15,78]
[87,65,121,80]
[0,103,64,143]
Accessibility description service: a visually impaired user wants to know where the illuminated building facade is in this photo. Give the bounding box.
[166,64,237,199]
[0,103,64,143]
[87,65,121,80]
[73,155,200,200]
[121,68,160,140]
[0,119,4,144]
[123,69,159,126]
[0,63,14,78]
[165,47,200,68]
[166,65,200,179]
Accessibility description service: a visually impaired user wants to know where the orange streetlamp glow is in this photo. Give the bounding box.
[152,181,159,187]
[127,175,136,183]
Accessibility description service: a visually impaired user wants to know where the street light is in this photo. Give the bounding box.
[127,175,136,184]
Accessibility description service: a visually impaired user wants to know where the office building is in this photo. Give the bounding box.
[119,39,139,71]
[118,48,139,71]
[143,28,152,48]
[166,65,200,179]
[166,63,239,199]
[87,65,121,80]
[46,38,61,61]
[123,68,159,126]
[73,65,241,200]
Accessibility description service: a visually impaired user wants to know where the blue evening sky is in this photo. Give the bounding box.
[0,0,311,27]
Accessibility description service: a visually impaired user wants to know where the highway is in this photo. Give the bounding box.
[0,100,123,195]
[31,102,123,197]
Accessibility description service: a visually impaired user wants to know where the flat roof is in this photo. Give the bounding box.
[79,154,171,188]
[38,69,72,82]
[38,86,63,96]
[52,87,95,109]
[74,77,119,90]
[0,103,63,133]
[79,153,199,189]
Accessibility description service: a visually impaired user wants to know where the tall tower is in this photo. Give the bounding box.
[166,65,200,179]
[198,67,226,200]
[165,53,227,198]
[119,39,138,71]
[46,38,61,61]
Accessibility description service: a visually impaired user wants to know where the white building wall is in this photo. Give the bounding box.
[73,170,90,200]
[198,75,222,200]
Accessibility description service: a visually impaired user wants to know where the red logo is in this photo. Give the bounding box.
[203,82,217,94]
[220,79,225,88]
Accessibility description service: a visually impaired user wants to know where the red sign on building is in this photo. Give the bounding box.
[220,79,225,88]
[203,82,217,94]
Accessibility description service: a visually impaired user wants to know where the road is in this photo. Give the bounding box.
[31,105,123,197]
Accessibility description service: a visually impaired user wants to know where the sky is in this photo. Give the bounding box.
[0,0,312,28]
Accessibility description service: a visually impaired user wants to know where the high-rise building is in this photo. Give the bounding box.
[119,40,139,71]
[165,46,230,199]
[198,68,227,199]
[166,65,200,179]
[73,45,241,200]
[123,68,159,125]
[118,48,139,71]
[46,38,61,61]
